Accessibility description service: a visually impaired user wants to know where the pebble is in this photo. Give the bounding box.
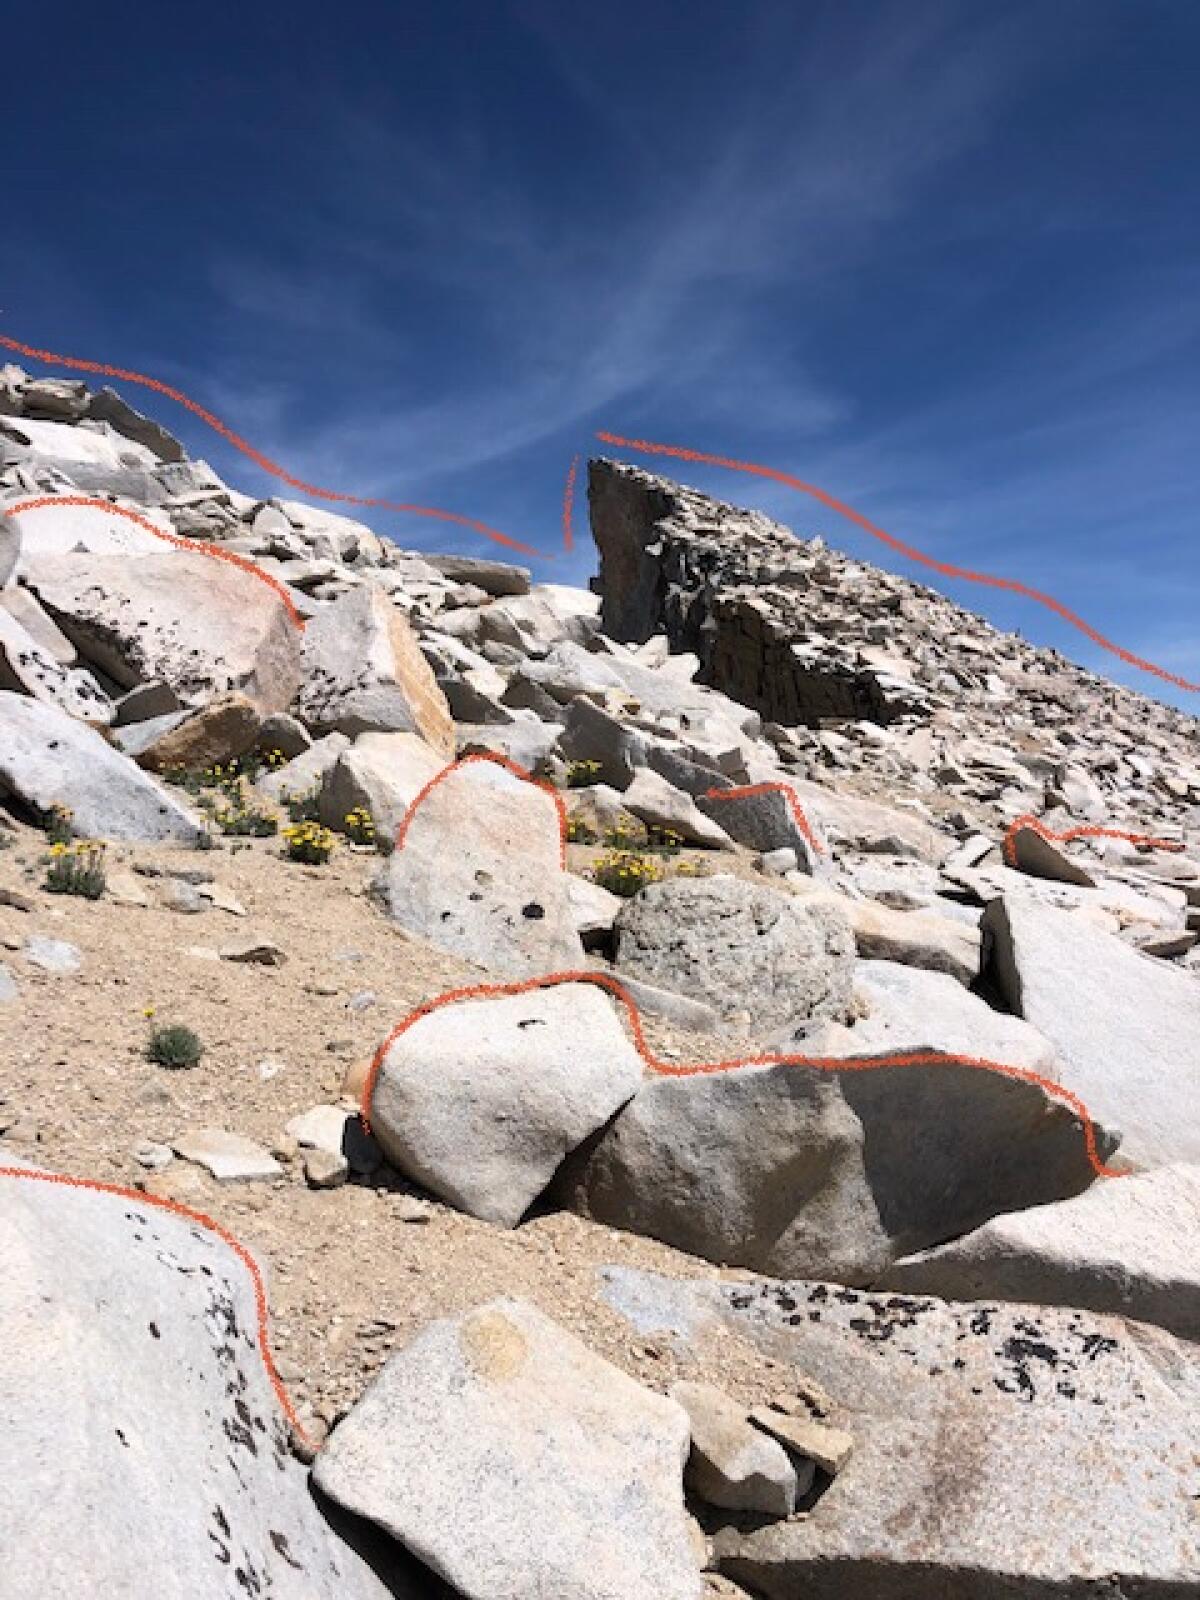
[23,936,82,974]
[132,1141,174,1170]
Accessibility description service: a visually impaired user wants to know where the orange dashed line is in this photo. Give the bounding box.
[596,430,1200,696]
[702,781,824,856]
[0,1164,314,1451]
[4,495,308,631]
[357,969,1123,1179]
[1002,813,1184,868]
[0,333,544,559]
[562,453,580,553]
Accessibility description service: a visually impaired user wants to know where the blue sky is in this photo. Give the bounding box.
[6,0,1198,709]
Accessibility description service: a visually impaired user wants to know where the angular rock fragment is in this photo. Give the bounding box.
[671,1381,800,1517]
[313,1297,701,1600]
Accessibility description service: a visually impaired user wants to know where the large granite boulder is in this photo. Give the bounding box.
[614,874,854,1033]
[370,983,644,1227]
[294,586,455,754]
[879,1163,1200,1342]
[600,1269,1200,1599]
[0,1156,399,1600]
[566,1045,1116,1283]
[373,758,583,978]
[21,549,302,712]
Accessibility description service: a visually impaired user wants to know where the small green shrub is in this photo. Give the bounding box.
[282,785,321,824]
[565,815,598,845]
[146,1024,204,1069]
[44,840,107,899]
[645,825,684,856]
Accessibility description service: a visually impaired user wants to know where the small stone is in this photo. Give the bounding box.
[304,1148,349,1189]
[257,1057,286,1080]
[759,847,799,875]
[105,871,152,908]
[346,990,376,1012]
[0,964,18,1003]
[672,1381,798,1517]
[392,1194,432,1224]
[132,1141,174,1171]
[197,882,247,916]
[272,1134,300,1163]
[23,936,82,974]
[159,879,206,914]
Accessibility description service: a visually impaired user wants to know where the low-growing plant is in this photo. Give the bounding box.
[283,820,336,864]
[42,804,75,845]
[645,825,684,856]
[602,818,648,850]
[344,806,377,846]
[146,1023,204,1070]
[213,780,279,837]
[590,848,666,898]
[565,758,602,789]
[44,840,107,899]
[565,815,598,845]
[281,785,321,824]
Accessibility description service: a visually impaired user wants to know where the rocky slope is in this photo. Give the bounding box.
[1,361,1198,1598]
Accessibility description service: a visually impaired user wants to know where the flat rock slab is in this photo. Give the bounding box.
[879,1163,1200,1342]
[0,1157,398,1599]
[0,603,114,722]
[318,730,445,839]
[567,1048,1116,1283]
[173,1128,282,1183]
[23,935,82,974]
[1007,822,1098,887]
[984,894,1200,1168]
[600,1268,1200,1599]
[313,1297,700,1600]
[0,691,206,843]
[371,983,644,1227]
[373,759,583,979]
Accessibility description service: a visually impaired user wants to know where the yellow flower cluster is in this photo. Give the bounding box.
[565,815,598,844]
[282,820,336,864]
[591,848,666,899]
[565,758,603,789]
[344,806,377,845]
[44,839,107,899]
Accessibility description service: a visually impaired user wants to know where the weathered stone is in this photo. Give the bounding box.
[609,971,720,1033]
[371,984,643,1227]
[313,1298,701,1600]
[294,586,454,754]
[424,553,531,595]
[695,784,821,864]
[984,894,1200,1167]
[0,1157,397,1599]
[218,937,286,966]
[600,1273,1200,1599]
[22,550,302,712]
[112,678,184,726]
[86,385,187,463]
[558,697,646,790]
[0,585,78,666]
[614,875,854,1032]
[256,731,350,808]
[318,730,444,839]
[879,1163,1200,1342]
[671,1382,799,1517]
[0,692,206,843]
[255,710,312,760]
[825,892,982,986]
[23,936,83,974]
[132,692,262,773]
[806,959,1057,1076]
[1007,820,1098,886]
[373,758,583,978]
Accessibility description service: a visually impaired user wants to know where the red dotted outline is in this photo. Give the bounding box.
[1002,813,1184,869]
